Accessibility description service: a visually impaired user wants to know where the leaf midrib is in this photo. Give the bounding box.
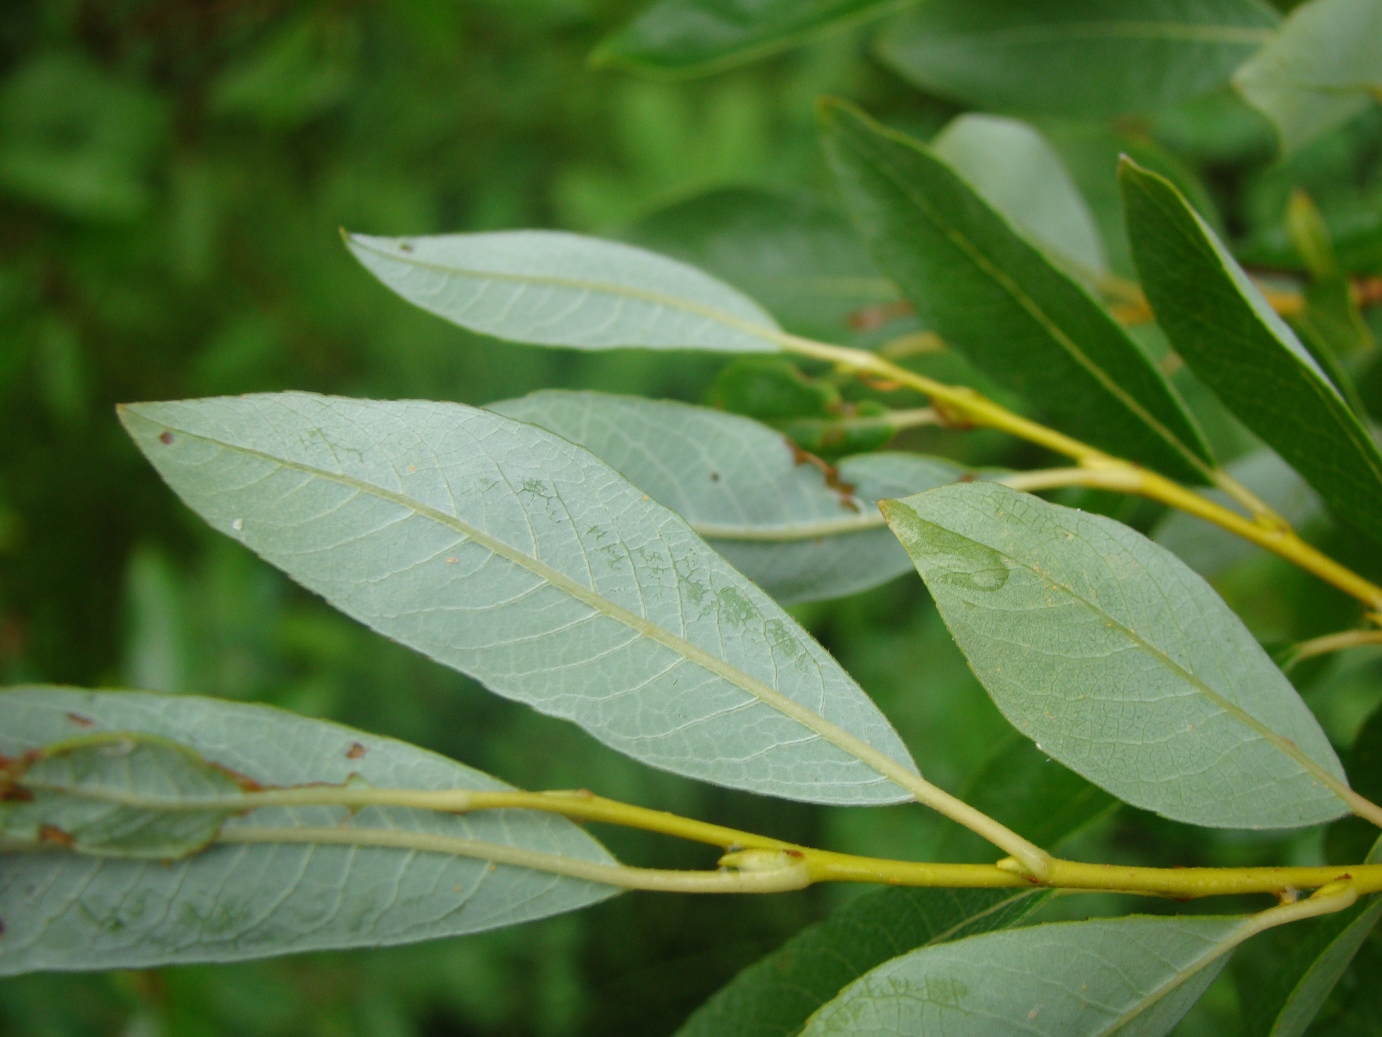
[932,518,1351,810]
[914,21,1276,48]
[842,116,1211,479]
[133,409,918,798]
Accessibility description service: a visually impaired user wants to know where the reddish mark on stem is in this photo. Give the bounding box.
[848,300,914,331]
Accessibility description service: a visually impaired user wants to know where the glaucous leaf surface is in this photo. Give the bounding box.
[1153,448,1322,578]
[1244,841,1382,1037]
[820,101,1214,484]
[0,687,617,974]
[0,733,243,859]
[592,0,908,77]
[1234,0,1382,154]
[121,393,919,805]
[800,914,1247,1037]
[675,888,1050,1037]
[875,0,1279,118]
[1121,160,1382,547]
[346,229,780,353]
[623,187,897,341]
[884,482,1350,829]
[935,735,1118,864]
[931,113,1108,280]
[491,390,967,604]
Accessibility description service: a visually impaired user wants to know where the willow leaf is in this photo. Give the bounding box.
[592,0,909,77]
[120,392,918,805]
[0,687,617,974]
[1121,159,1382,548]
[884,481,1350,829]
[800,914,1250,1037]
[820,100,1214,484]
[346,229,780,353]
[877,0,1279,118]
[492,390,966,604]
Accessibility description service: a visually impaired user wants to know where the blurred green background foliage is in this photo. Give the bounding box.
[2,0,1381,1034]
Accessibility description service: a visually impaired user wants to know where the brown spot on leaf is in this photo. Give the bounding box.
[158,431,174,445]
[445,556,459,564]
[847,299,914,331]
[399,242,414,253]
[39,825,75,848]
[709,472,720,482]
[346,742,368,760]
[66,712,94,727]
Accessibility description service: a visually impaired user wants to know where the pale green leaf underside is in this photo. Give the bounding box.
[1234,0,1382,154]
[120,393,918,805]
[932,113,1108,279]
[877,0,1279,118]
[346,229,781,353]
[885,482,1349,829]
[800,915,1246,1037]
[0,687,617,975]
[492,391,967,604]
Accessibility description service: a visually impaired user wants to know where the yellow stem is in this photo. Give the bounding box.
[1285,628,1382,669]
[776,334,1382,612]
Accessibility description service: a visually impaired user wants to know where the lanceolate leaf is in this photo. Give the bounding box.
[121,393,919,806]
[800,915,1249,1037]
[931,113,1108,281]
[820,101,1214,484]
[674,888,1051,1037]
[0,687,617,974]
[1121,160,1382,548]
[884,482,1350,829]
[623,187,898,341]
[1233,0,1382,154]
[491,390,968,604]
[876,0,1280,118]
[346,229,781,353]
[1244,841,1382,1037]
[592,0,909,77]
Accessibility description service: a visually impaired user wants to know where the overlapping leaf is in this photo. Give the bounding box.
[593,0,908,77]
[800,914,1249,1037]
[0,687,617,974]
[820,101,1214,484]
[674,888,1050,1037]
[877,0,1279,118]
[1234,0,1382,154]
[1244,841,1382,1037]
[120,392,919,805]
[1121,160,1382,547]
[623,187,898,341]
[931,113,1108,281]
[346,229,780,353]
[492,390,967,603]
[884,482,1350,829]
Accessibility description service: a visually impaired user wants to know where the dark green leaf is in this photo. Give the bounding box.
[674,888,1051,1037]
[935,735,1118,864]
[1121,159,1382,547]
[624,187,898,342]
[593,0,909,78]
[876,0,1279,119]
[1327,700,1382,865]
[819,100,1214,483]
[1243,840,1382,1037]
